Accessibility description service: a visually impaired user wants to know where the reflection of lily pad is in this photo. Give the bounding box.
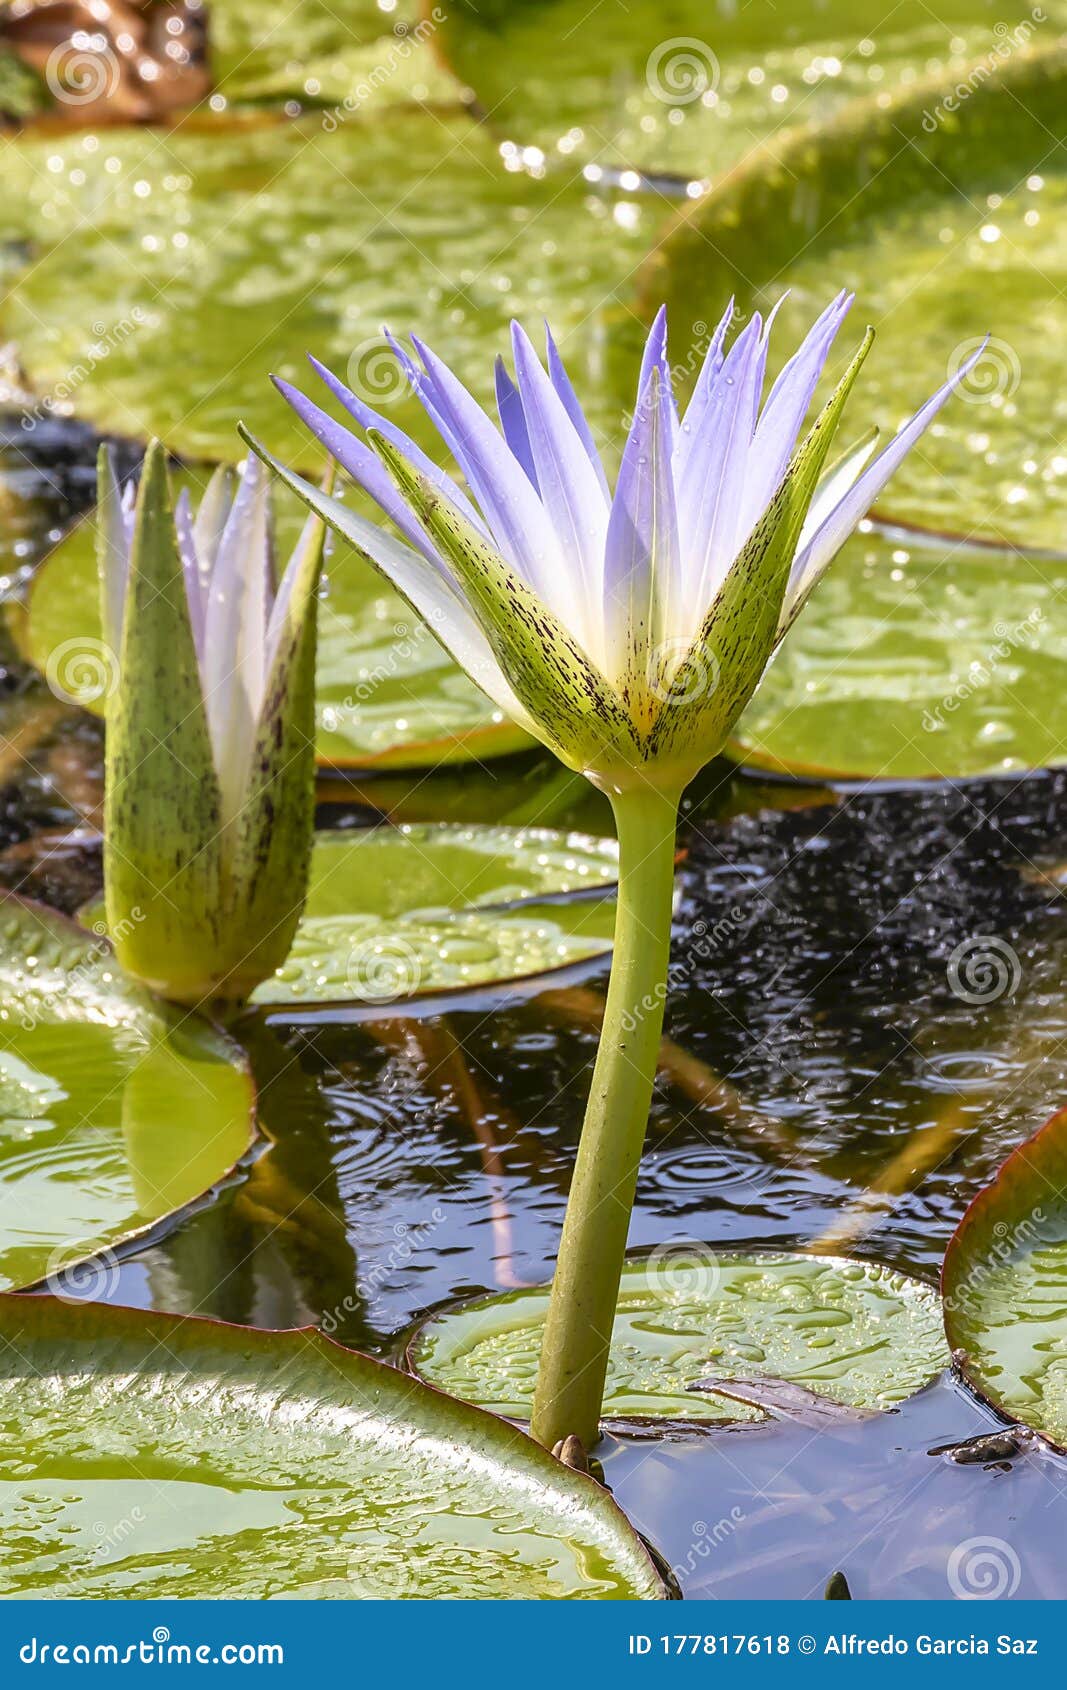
[650,41,1067,548]
[408,1250,947,1425]
[0,1297,670,1598]
[943,1105,1067,1451]
[732,530,1067,781]
[0,895,255,1291]
[434,0,1028,180]
[254,824,618,1006]
[24,467,532,770]
[210,1,460,108]
[0,111,649,468]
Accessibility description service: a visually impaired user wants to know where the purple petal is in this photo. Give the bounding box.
[674,297,735,480]
[511,322,610,646]
[200,455,272,819]
[603,363,680,681]
[545,323,610,497]
[784,338,989,620]
[274,376,452,566]
[636,305,679,457]
[308,354,487,534]
[174,488,207,660]
[407,335,569,613]
[736,291,853,541]
[676,315,764,615]
[495,356,539,488]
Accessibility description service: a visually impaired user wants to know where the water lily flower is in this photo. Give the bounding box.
[244,296,981,1449]
[99,440,326,1009]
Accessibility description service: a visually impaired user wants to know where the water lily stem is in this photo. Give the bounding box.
[530,782,681,1451]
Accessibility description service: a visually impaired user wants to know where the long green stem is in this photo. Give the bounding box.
[530,781,681,1450]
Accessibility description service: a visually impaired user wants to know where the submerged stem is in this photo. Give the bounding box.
[530,782,681,1450]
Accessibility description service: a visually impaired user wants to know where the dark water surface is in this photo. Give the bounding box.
[4,433,1067,1599]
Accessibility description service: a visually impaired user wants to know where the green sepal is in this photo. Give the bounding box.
[225,506,327,1000]
[366,432,640,780]
[103,441,226,1006]
[649,327,875,766]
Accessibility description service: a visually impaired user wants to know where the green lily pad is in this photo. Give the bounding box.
[943,1105,1067,1451]
[0,894,255,1292]
[731,529,1067,781]
[0,1297,670,1598]
[408,1250,948,1426]
[0,110,650,469]
[650,39,1067,549]
[248,823,617,1006]
[24,466,532,770]
[209,1,461,108]
[433,0,1042,180]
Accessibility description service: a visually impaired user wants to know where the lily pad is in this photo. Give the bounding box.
[731,529,1067,781]
[209,0,461,109]
[0,1297,670,1598]
[649,39,1067,549]
[24,466,532,770]
[433,0,1039,181]
[408,1250,948,1426]
[0,894,255,1291]
[246,823,618,1006]
[943,1105,1067,1451]
[0,110,651,469]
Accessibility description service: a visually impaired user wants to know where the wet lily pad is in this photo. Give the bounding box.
[650,40,1067,549]
[0,1297,670,1598]
[0,895,255,1292]
[0,111,650,469]
[251,823,619,1006]
[943,1105,1067,1451]
[209,1,461,108]
[434,0,1035,181]
[408,1250,947,1426]
[731,529,1067,781]
[24,466,532,770]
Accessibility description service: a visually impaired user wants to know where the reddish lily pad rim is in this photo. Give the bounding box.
[0,1292,675,1599]
[0,889,261,1283]
[942,1102,1067,1451]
